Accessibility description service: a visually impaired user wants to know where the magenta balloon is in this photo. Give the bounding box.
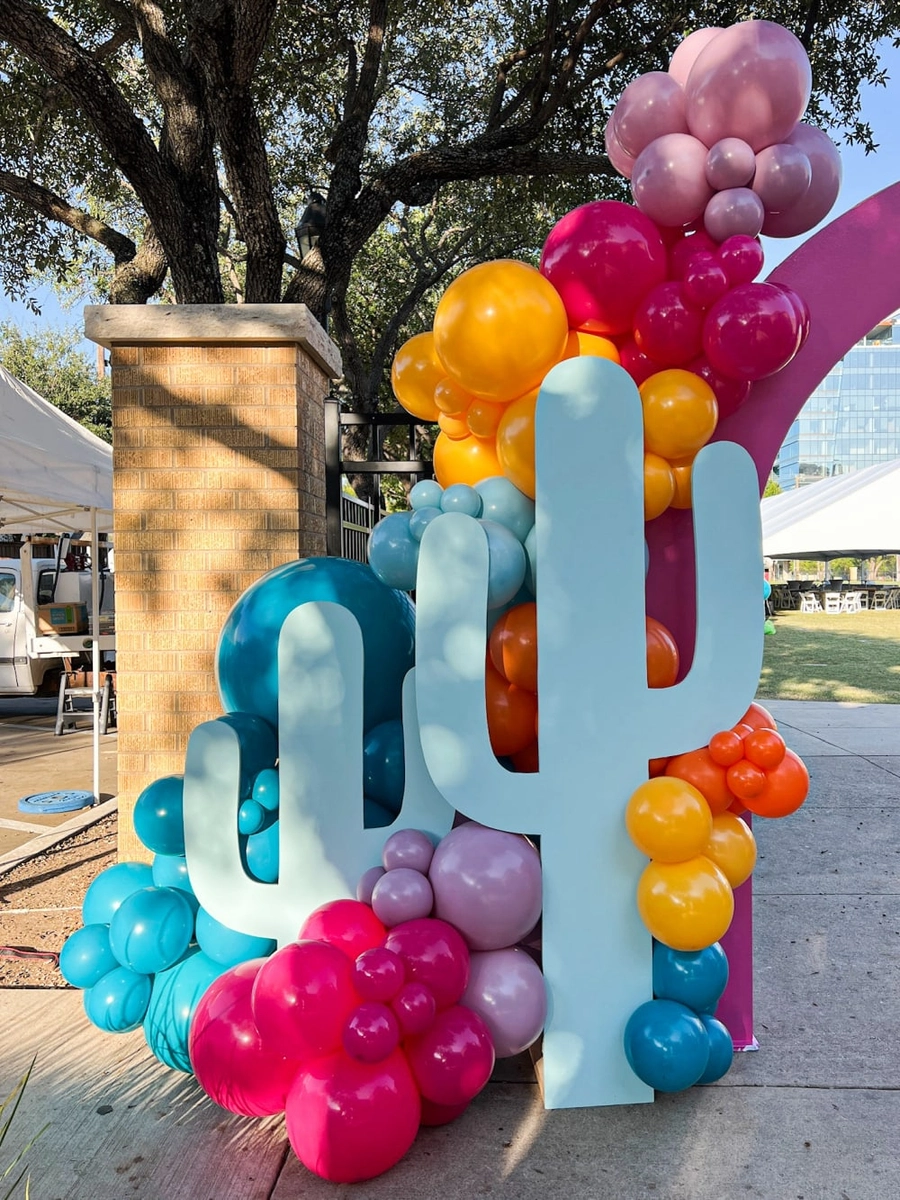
[342,1001,401,1063]
[753,142,811,213]
[717,234,765,286]
[604,115,636,179]
[703,282,802,381]
[356,865,385,905]
[761,123,842,237]
[687,355,751,418]
[391,980,437,1035]
[685,20,812,152]
[540,200,667,334]
[382,828,435,874]
[189,958,303,1117]
[770,282,811,347]
[419,1097,469,1127]
[705,138,756,190]
[428,823,542,952]
[633,281,704,365]
[631,133,714,228]
[668,27,725,88]
[353,947,406,1002]
[371,868,434,927]
[462,948,548,1059]
[250,940,359,1060]
[405,1005,495,1106]
[618,337,658,387]
[668,229,718,279]
[703,187,765,242]
[683,252,729,310]
[612,71,688,159]
[383,917,470,1008]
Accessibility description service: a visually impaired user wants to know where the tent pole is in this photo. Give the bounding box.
[91,507,100,805]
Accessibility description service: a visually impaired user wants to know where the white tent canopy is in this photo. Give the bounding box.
[762,458,900,560]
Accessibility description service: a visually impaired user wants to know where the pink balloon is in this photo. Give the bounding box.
[668,229,718,279]
[633,281,704,365]
[770,282,811,348]
[703,282,803,380]
[618,337,658,387]
[419,1097,469,1127]
[353,947,406,1002]
[761,124,842,237]
[685,20,812,152]
[703,188,765,242]
[251,940,359,1060]
[462,948,547,1059]
[604,116,636,179]
[356,866,385,904]
[686,356,751,419]
[753,142,811,212]
[705,138,756,190]
[342,1001,401,1063]
[285,1049,421,1183]
[668,27,725,88]
[405,1005,495,1106]
[631,133,714,228]
[371,868,434,926]
[188,959,302,1117]
[540,200,667,334]
[717,234,765,286]
[612,72,688,159]
[383,918,470,1008]
[298,899,386,960]
[682,253,729,310]
[391,981,438,1036]
[382,828,435,873]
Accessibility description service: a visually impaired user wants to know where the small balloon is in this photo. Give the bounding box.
[637,856,734,951]
[133,775,185,856]
[705,138,756,190]
[612,71,688,159]
[391,331,444,420]
[703,188,765,243]
[626,777,713,863]
[631,133,714,229]
[440,483,483,517]
[753,142,812,213]
[382,828,435,873]
[367,512,419,592]
[371,868,435,926]
[624,999,710,1092]
[652,940,729,1013]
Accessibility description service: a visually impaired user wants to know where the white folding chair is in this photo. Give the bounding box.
[800,592,822,613]
[823,592,842,614]
[840,591,863,613]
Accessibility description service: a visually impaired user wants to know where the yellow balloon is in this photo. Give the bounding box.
[704,813,757,888]
[496,389,537,498]
[562,330,621,363]
[433,260,568,403]
[636,856,734,951]
[644,453,675,521]
[626,777,713,863]
[670,457,694,510]
[434,378,475,416]
[391,331,444,420]
[438,411,470,440]
[433,431,503,488]
[640,369,718,460]
[467,398,505,440]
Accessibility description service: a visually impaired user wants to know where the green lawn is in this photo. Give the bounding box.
[757,609,900,704]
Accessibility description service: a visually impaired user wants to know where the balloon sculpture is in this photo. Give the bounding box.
[60,18,828,1184]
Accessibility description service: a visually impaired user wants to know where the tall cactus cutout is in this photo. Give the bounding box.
[183,603,455,948]
[415,356,764,1109]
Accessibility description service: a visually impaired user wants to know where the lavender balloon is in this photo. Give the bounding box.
[668,27,724,88]
[753,143,811,212]
[612,72,688,160]
[371,868,434,927]
[703,187,765,242]
[762,123,842,237]
[705,138,756,190]
[462,948,548,1058]
[357,865,386,905]
[631,133,713,228]
[604,116,636,179]
[382,828,435,874]
[428,823,542,952]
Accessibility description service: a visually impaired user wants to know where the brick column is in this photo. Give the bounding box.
[85,305,341,860]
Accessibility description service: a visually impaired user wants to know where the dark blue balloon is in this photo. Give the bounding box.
[109,887,195,975]
[697,1014,734,1084]
[364,797,395,828]
[217,712,278,796]
[133,775,185,856]
[195,907,276,967]
[363,719,405,814]
[142,949,225,1072]
[652,941,729,1014]
[84,965,152,1033]
[216,558,415,733]
[624,999,710,1092]
[245,821,279,882]
[60,923,118,989]
[82,862,154,926]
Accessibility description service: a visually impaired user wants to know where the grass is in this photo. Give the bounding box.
[757,608,900,704]
[1,1058,44,1200]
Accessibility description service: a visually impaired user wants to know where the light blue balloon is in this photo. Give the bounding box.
[195,907,276,967]
[363,719,405,814]
[475,476,535,543]
[697,1014,734,1084]
[238,798,266,835]
[142,948,224,1073]
[367,512,420,591]
[524,525,537,594]
[440,484,483,517]
[624,999,710,1093]
[251,767,280,812]
[84,965,152,1033]
[481,519,527,608]
[82,862,154,926]
[652,941,729,1014]
[246,820,279,882]
[133,775,185,856]
[151,854,199,915]
[60,923,118,990]
[409,479,443,510]
[409,506,442,542]
[109,886,195,976]
[762,578,772,599]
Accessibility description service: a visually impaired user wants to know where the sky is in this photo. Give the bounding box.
[1,39,899,360]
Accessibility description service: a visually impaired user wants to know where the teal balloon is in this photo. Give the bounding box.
[624,999,710,1092]
[142,949,224,1072]
[217,712,278,796]
[246,821,279,882]
[151,854,198,916]
[364,797,395,828]
[697,1015,734,1084]
[238,798,266,835]
[84,966,152,1033]
[133,775,185,856]
[524,525,537,593]
[475,476,535,542]
[109,887,194,976]
[363,719,405,813]
[762,579,772,599]
[251,767,280,813]
[368,512,420,591]
[481,519,527,608]
[82,862,154,926]
[216,557,415,734]
[652,941,729,1014]
[195,907,276,967]
[60,923,118,989]
[440,484,483,517]
[410,479,443,510]
[409,506,442,542]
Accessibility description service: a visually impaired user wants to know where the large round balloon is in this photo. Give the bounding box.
[612,72,688,159]
[462,948,547,1058]
[624,998,710,1092]
[143,948,224,1073]
[391,332,444,420]
[631,133,713,229]
[433,431,504,490]
[703,283,804,381]
[761,123,842,237]
[216,558,415,733]
[637,856,734,950]
[496,390,537,499]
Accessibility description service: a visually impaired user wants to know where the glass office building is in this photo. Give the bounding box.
[776,311,900,489]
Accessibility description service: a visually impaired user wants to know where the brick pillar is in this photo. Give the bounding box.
[85,305,342,860]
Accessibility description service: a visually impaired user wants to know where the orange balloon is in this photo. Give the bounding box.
[511,740,539,773]
[649,756,670,777]
[485,661,538,758]
[489,602,537,692]
[562,330,621,363]
[434,378,476,416]
[741,748,809,818]
[670,458,693,509]
[438,411,471,439]
[646,616,679,687]
[704,813,757,888]
[467,398,505,439]
[433,260,568,403]
[644,453,676,521]
[496,389,537,498]
[636,856,734,951]
[726,760,767,801]
[433,431,503,489]
[665,748,733,816]
[739,702,778,732]
[640,369,718,460]
[625,777,713,863]
[708,730,744,767]
[743,728,786,769]
[391,332,444,420]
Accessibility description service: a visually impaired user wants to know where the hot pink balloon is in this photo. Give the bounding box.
[405,1005,495,1106]
[188,959,302,1117]
[682,252,729,310]
[383,917,470,1008]
[703,187,766,242]
[687,356,751,419]
[618,337,658,387]
[419,1097,469,1127]
[753,142,811,212]
[705,138,756,190]
[342,1001,401,1063]
[391,981,438,1035]
[703,282,803,380]
[353,946,406,1002]
[685,20,812,152]
[612,71,688,159]
[251,940,359,1060]
[604,116,636,179]
[298,899,386,960]
[717,234,765,286]
[462,948,548,1059]
[668,27,724,88]
[633,281,704,365]
[285,1049,421,1183]
[761,124,842,237]
[668,229,718,279]
[631,133,714,228]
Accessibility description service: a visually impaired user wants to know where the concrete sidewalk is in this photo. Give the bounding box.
[1,699,898,1200]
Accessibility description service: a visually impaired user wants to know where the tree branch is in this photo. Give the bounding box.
[0,169,137,261]
[326,0,388,210]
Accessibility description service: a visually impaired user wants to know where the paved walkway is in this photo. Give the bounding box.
[1,699,898,1199]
